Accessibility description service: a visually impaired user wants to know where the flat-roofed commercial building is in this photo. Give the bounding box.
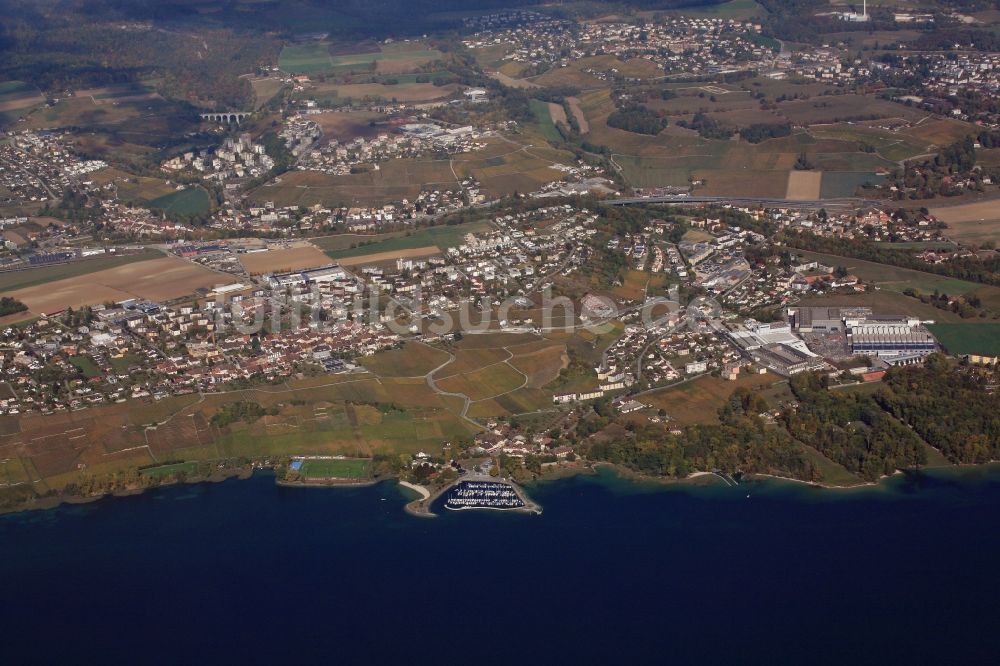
[848,324,936,358]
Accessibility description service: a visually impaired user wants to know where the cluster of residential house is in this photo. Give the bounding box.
[0,131,92,204]
[0,281,399,415]
[464,16,774,79]
[473,431,574,461]
[873,52,1000,124]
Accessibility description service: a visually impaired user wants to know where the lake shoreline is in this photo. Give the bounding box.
[3,459,997,518]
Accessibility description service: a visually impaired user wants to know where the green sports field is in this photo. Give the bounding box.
[297,458,372,479]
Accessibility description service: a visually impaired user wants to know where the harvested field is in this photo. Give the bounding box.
[85,168,176,204]
[786,170,822,200]
[0,250,162,292]
[239,245,332,274]
[696,169,789,198]
[8,256,236,314]
[309,111,384,143]
[249,77,287,109]
[549,102,568,129]
[488,72,540,89]
[337,245,440,266]
[930,199,1000,243]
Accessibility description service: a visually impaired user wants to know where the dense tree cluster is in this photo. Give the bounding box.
[782,373,927,481]
[585,355,999,484]
[677,112,733,140]
[0,19,278,109]
[587,387,815,481]
[739,123,791,144]
[0,297,27,317]
[878,356,1000,463]
[210,402,276,428]
[607,105,668,135]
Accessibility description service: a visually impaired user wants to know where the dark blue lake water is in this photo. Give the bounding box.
[3,466,999,665]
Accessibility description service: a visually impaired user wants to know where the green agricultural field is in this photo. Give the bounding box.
[330,48,442,69]
[312,231,408,252]
[279,42,333,74]
[0,81,36,96]
[0,249,163,292]
[820,171,885,198]
[140,462,199,479]
[324,220,491,260]
[147,188,211,215]
[615,155,692,188]
[297,458,371,479]
[0,80,45,126]
[928,324,1000,357]
[530,99,562,143]
[280,42,442,75]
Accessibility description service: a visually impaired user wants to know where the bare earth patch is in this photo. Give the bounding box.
[786,170,823,200]
[930,199,1000,242]
[9,256,235,313]
[567,97,589,134]
[548,102,568,129]
[239,245,333,274]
